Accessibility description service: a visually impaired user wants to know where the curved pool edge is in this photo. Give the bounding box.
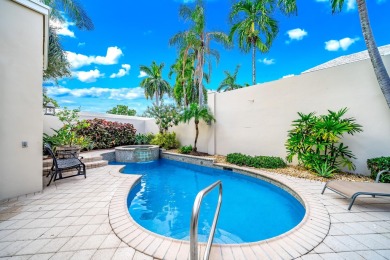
[108,162,331,259]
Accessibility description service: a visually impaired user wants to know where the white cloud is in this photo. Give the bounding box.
[282,74,295,78]
[66,46,124,69]
[286,28,308,42]
[50,18,75,38]
[259,58,275,65]
[346,0,356,10]
[46,86,144,100]
[138,71,148,78]
[73,69,105,83]
[325,37,359,51]
[110,64,131,78]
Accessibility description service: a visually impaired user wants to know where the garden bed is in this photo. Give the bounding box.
[166,149,373,183]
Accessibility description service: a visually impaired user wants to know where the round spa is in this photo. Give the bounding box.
[115,145,160,163]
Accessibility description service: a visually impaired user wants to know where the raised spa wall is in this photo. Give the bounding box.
[115,145,160,163]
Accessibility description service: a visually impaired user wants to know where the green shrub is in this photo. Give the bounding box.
[76,118,136,149]
[151,132,180,149]
[134,133,155,145]
[179,145,193,154]
[313,161,337,178]
[226,153,286,169]
[367,156,390,183]
[286,108,362,176]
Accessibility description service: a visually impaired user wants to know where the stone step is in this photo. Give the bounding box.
[43,160,108,175]
[43,156,103,167]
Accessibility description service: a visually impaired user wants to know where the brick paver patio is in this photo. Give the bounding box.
[0,164,389,259]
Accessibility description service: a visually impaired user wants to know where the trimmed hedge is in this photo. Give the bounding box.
[151,132,180,150]
[367,156,390,183]
[76,118,136,149]
[226,153,286,169]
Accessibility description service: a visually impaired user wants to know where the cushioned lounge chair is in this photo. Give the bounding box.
[321,170,390,210]
[44,144,86,186]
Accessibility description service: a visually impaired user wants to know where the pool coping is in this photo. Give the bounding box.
[108,157,331,259]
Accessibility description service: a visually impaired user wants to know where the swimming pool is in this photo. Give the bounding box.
[111,159,305,244]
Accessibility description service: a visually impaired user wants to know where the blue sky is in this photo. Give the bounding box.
[44,0,390,114]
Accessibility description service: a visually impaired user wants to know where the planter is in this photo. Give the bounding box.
[56,146,81,159]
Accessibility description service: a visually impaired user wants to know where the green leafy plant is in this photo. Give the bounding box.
[151,132,180,149]
[286,108,362,175]
[143,103,181,133]
[181,103,215,152]
[76,118,136,149]
[134,133,155,145]
[367,156,390,183]
[179,145,193,154]
[44,107,91,150]
[226,153,286,169]
[313,161,337,178]
[106,105,136,116]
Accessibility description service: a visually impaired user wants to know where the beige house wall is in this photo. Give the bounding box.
[172,55,390,175]
[0,0,49,199]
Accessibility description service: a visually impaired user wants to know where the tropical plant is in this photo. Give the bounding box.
[313,161,337,178]
[367,156,390,183]
[179,145,193,154]
[180,103,215,152]
[43,128,92,151]
[106,105,136,116]
[76,118,137,149]
[42,0,94,80]
[151,132,180,150]
[134,133,155,145]
[286,108,363,174]
[139,62,171,106]
[330,0,390,108]
[43,88,59,107]
[226,153,286,169]
[229,0,297,85]
[217,65,244,92]
[170,0,231,106]
[143,103,181,133]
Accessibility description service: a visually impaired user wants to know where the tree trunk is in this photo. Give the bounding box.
[357,0,390,108]
[198,47,205,106]
[155,90,159,107]
[194,120,199,152]
[252,39,256,85]
[182,51,188,107]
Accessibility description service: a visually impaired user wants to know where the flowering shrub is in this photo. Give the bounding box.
[76,118,136,149]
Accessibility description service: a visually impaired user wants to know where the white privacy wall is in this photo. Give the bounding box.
[172,55,390,175]
[0,0,49,200]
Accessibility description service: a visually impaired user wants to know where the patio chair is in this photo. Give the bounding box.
[321,170,390,210]
[44,144,86,186]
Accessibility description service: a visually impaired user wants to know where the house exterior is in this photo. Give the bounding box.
[0,0,50,200]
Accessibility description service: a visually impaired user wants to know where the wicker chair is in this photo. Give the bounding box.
[44,144,86,186]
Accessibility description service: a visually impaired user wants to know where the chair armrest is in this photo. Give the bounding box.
[375,170,390,183]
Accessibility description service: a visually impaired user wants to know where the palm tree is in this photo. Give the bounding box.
[331,0,390,108]
[139,62,171,106]
[181,103,215,152]
[170,0,231,106]
[229,0,279,85]
[42,0,94,80]
[217,65,244,92]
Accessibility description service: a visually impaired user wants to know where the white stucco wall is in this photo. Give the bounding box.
[0,0,49,200]
[172,55,390,175]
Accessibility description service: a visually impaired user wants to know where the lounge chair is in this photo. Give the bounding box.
[321,170,390,210]
[44,144,86,186]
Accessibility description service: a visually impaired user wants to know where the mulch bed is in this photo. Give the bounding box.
[165,150,373,183]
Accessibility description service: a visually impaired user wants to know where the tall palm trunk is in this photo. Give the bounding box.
[357,0,390,108]
[182,51,188,106]
[198,44,205,106]
[252,38,256,85]
[155,90,159,107]
[194,120,199,152]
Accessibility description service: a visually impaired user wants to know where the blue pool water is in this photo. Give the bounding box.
[111,159,305,244]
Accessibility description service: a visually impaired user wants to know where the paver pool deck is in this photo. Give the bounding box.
[0,161,389,259]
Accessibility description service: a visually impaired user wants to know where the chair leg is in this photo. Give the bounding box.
[348,195,359,210]
[47,170,56,186]
[321,184,328,194]
[83,164,86,178]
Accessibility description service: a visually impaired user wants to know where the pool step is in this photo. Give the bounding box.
[42,156,108,175]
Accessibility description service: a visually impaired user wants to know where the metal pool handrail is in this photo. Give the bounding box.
[190,181,223,260]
